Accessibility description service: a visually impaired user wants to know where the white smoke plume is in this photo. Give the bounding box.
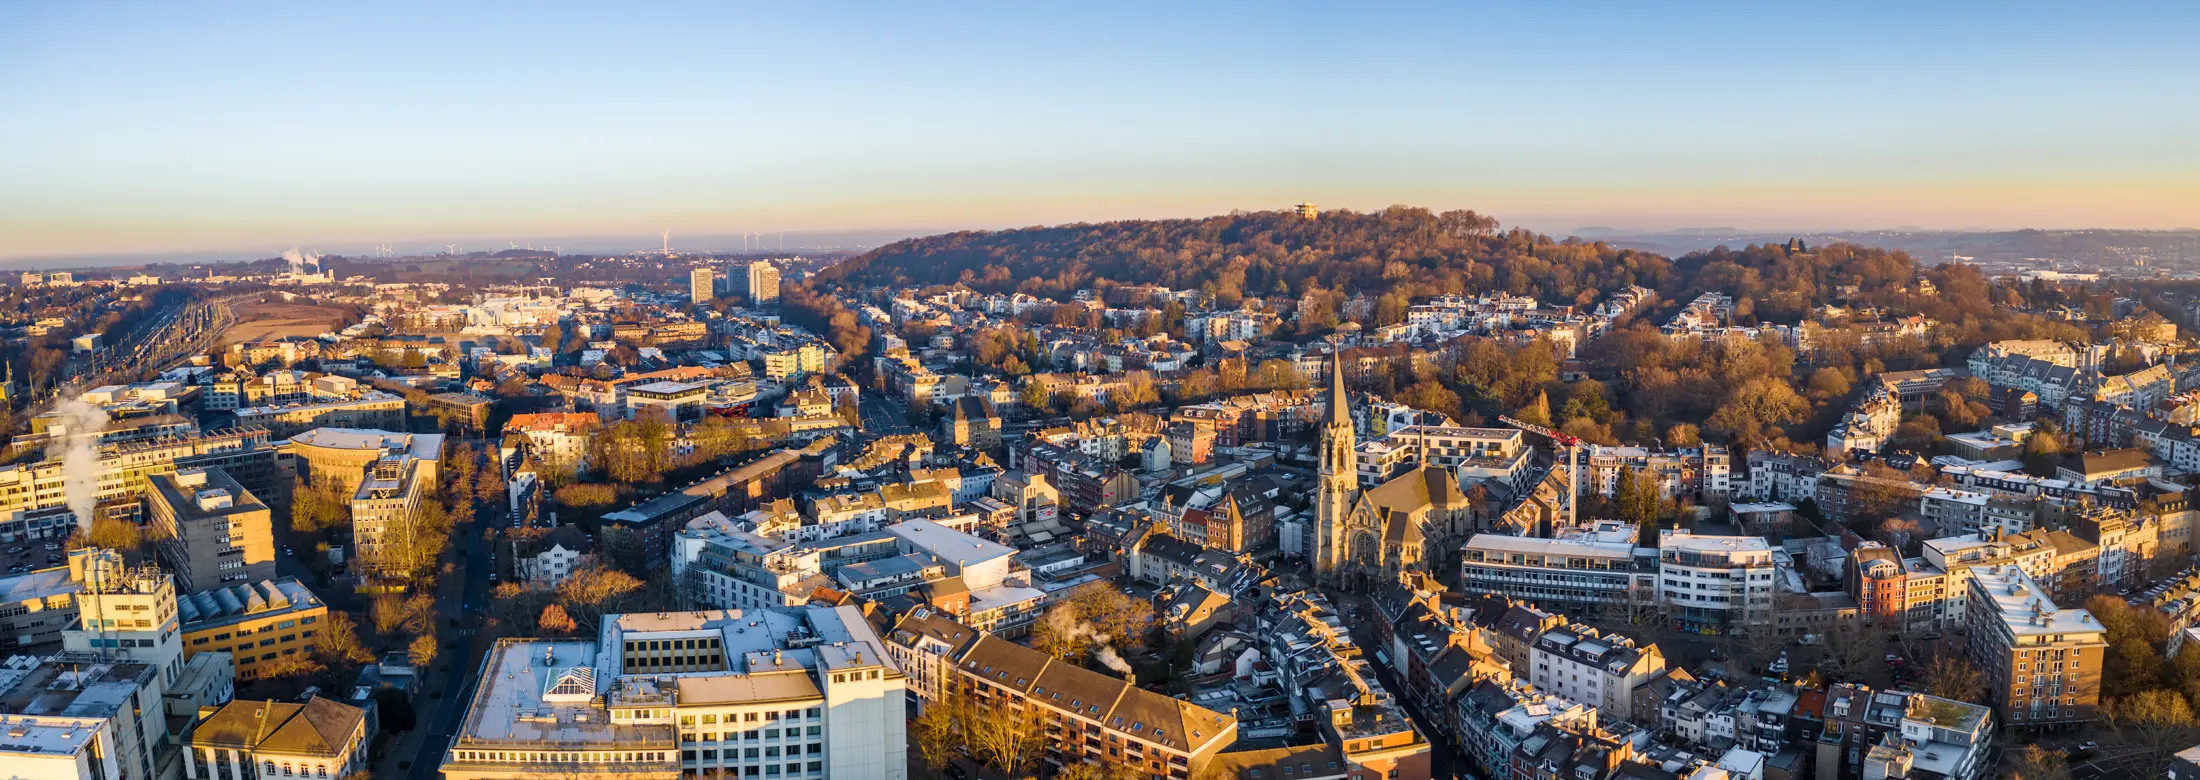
[1092,642,1134,676]
[282,248,321,275]
[1064,620,1136,676]
[42,399,110,536]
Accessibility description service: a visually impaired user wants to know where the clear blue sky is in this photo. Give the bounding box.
[3,2,2196,261]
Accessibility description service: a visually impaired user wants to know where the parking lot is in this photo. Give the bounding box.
[0,538,70,574]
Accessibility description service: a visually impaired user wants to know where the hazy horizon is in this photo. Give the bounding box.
[10,214,2200,272]
[6,3,2196,261]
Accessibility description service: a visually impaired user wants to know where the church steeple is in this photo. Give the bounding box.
[1327,352,1350,427]
[1313,352,1358,584]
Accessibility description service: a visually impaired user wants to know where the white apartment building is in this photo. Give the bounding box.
[1457,522,1652,615]
[1656,530,1776,632]
[1580,445,1732,502]
[1921,531,2062,632]
[1356,425,1529,487]
[439,607,907,780]
[1527,622,1667,718]
[1742,451,1823,504]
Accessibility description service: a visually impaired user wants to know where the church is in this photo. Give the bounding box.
[1312,360,1462,588]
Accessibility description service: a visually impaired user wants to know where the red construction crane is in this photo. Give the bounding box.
[1498,415,1580,528]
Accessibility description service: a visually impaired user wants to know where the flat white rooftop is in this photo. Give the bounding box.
[457,640,665,747]
[0,714,99,756]
[888,518,1014,563]
[1462,532,1634,560]
[287,428,445,459]
[1659,530,1773,554]
[1970,566,2104,638]
[0,567,73,605]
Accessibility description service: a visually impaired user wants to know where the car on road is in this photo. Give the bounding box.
[5,546,21,553]
[2067,742,2100,759]
[282,545,294,556]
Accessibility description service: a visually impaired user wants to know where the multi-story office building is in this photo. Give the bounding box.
[692,267,717,302]
[234,392,406,438]
[1655,530,1776,632]
[181,698,372,780]
[0,565,79,649]
[62,548,186,691]
[351,453,429,579]
[439,606,907,780]
[1457,522,1651,616]
[147,468,276,591]
[628,381,708,424]
[1963,566,2105,728]
[178,577,328,680]
[284,428,444,493]
[0,427,284,536]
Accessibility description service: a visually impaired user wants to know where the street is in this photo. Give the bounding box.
[1336,590,1474,780]
[861,395,915,436]
[402,476,496,780]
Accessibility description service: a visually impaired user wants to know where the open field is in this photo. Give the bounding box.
[219,301,350,344]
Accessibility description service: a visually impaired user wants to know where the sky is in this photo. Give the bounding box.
[3,2,2197,263]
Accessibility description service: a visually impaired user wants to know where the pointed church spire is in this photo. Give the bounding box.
[1328,351,1350,426]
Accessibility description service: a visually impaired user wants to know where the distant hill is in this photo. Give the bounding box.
[817,207,1677,307]
[1573,227,2200,271]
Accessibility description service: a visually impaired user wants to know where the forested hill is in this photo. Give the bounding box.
[816,208,1676,308]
